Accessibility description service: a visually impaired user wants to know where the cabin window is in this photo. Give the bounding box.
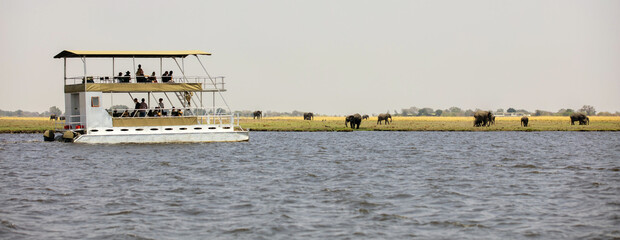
[136,128,144,131]
[179,128,187,130]
[91,129,99,132]
[194,127,202,130]
[165,128,173,131]
[208,127,216,130]
[223,127,230,129]
[91,97,100,107]
[150,128,159,131]
[105,129,114,132]
[121,129,129,132]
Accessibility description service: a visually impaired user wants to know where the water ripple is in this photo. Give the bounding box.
[0,132,619,239]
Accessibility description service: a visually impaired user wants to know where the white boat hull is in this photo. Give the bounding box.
[74,131,249,144]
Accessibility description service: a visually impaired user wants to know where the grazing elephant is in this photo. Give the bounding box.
[49,114,58,120]
[570,113,589,125]
[362,115,369,120]
[521,116,529,127]
[473,111,494,127]
[377,113,392,125]
[581,116,590,125]
[304,112,314,120]
[253,111,262,119]
[345,113,362,129]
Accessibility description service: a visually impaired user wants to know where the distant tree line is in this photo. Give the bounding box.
[0,106,62,117]
[394,105,618,117]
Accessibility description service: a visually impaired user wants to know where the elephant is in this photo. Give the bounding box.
[253,111,262,119]
[570,113,589,125]
[362,115,369,120]
[473,111,494,127]
[490,116,496,126]
[581,116,590,125]
[377,113,392,125]
[49,114,58,120]
[521,116,529,127]
[345,113,362,129]
[304,112,314,120]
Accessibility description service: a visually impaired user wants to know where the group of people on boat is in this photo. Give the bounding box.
[113,64,174,83]
[111,98,185,118]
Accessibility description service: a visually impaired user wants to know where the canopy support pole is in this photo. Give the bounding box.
[195,55,231,113]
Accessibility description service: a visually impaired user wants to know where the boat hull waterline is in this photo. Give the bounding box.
[73,131,249,144]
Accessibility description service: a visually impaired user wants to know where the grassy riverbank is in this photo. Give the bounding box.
[2,116,619,133]
[241,116,620,132]
[0,117,56,133]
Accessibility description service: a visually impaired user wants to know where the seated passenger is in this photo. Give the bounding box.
[162,71,169,82]
[167,71,174,83]
[147,110,154,117]
[148,71,157,83]
[122,71,131,83]
[121,110,129,117]
[171,107,178,116]
[114,72,123,83]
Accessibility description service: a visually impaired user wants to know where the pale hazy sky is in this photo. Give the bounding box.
[1,0,619,115]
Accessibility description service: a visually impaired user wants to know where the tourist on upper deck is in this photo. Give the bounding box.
[114,72,123,83]
[136,64,146,83]
[162,71,169,83]
[139,98,148,117]
[124,71,131,83]
[148,71,157,83]
[167,71,174,83]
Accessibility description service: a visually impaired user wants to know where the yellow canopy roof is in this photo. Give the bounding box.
[54,50,211,58]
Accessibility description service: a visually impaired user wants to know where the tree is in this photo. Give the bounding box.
[579,105,596,115]
[435,109,443,116]
[507,108,516,113]
[49,106,62,116]
[496,108,504,113]
[111,105,129,110]
[417,108,434,116]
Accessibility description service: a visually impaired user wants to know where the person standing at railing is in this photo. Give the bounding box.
[131,98,140,117]
[136,64,146,83]
[168,71,174,83]
[139,98,148,117]
[158,98,167,116]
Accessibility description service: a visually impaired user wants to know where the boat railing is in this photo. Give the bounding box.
[53,114,85,131]
[106,108,243,128]
[64,75,226,91]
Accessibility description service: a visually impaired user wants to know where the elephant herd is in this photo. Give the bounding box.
[251,110,591,128]
[472,111,590,127]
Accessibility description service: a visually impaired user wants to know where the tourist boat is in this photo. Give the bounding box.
[45,50,249,143]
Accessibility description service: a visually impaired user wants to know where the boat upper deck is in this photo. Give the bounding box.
[64,76,226,93]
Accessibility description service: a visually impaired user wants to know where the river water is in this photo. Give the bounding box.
[0,132,619,239]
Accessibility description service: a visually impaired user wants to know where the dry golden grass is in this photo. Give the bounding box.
[240,116,620,131]
[1,116,618,133]
[0,117,57,133]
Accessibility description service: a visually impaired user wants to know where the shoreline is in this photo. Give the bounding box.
[2,116,619,133]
